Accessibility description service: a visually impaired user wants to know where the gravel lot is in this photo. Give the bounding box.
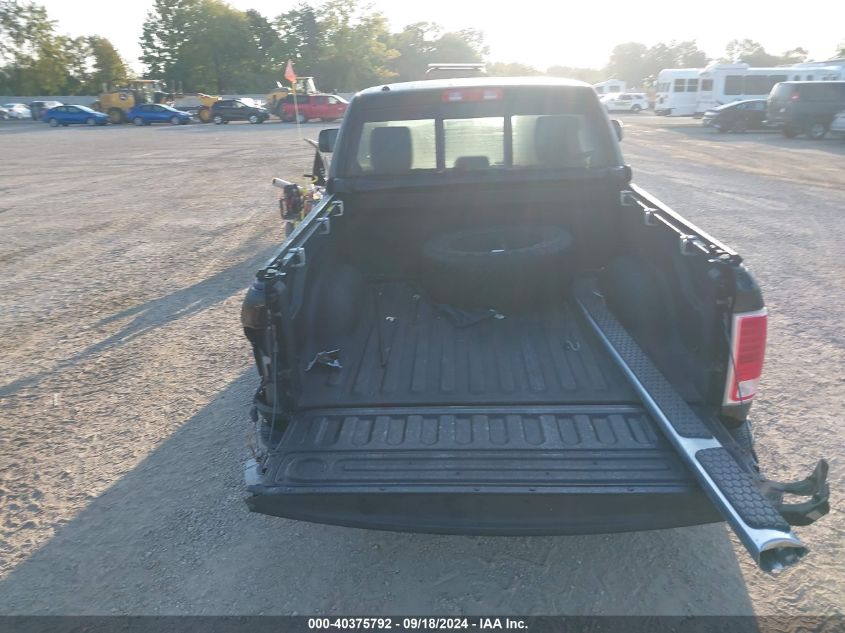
[0,114,843,616]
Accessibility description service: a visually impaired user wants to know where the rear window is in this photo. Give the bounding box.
[770,84,795,101]
[356,120,437,171]
[341,87,617,177]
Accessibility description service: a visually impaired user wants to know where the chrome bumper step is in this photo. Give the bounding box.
[576,278,828,572]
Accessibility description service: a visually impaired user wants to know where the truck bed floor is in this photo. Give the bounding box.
[298,281,637,409]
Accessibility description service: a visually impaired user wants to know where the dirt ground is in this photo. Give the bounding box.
[0,114,843,616]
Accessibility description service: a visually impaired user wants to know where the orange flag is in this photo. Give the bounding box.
[284,60,297,85]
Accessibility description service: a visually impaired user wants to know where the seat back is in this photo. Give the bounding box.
[534,115,586,167]
[370,126,413,173]
[453,156,490,171]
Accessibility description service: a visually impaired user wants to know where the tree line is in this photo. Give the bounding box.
[2,0,843,96]
[0,0,130,94]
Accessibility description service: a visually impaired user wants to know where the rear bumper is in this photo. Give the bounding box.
[246,480,721,535]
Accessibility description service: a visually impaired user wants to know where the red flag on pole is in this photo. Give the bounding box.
[284,60,297,85]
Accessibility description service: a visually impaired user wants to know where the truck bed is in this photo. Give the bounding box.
[249,281,722,533]
[298,281,637,409]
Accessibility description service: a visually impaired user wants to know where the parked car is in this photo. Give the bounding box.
[767,81,845,139]
[829,110,845,139]
[242,78,830,573]
[0,106,8,120]
[29,100,63,121]
[44,105,109,127]
[210,99,269,124]
[600,92,648,113]
[702,99,768,132]
[278,93,348,122]
[128,103,192,126]
[3,103,31,119]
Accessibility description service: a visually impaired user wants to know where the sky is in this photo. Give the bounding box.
[39,0,844,74]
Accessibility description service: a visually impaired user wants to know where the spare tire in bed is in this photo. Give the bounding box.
[421,225,574,309]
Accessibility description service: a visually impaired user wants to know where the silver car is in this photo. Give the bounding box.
[2,103,31,119]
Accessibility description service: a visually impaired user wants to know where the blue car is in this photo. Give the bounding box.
[128,103,192,126]
[45,105,109,127]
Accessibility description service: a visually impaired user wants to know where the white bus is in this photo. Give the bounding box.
[593,79,626,95]
[653,68,702,116]
[695,62,842,115]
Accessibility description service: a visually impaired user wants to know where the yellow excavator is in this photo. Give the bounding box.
[91,79,169,124]
[264,77,317,119]
[174,93,221,123]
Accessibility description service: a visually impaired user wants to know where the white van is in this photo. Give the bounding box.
[653,69,702,116]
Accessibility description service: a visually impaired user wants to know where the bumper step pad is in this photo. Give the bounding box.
[575,278,828,572]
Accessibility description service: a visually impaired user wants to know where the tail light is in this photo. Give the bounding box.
[442,88,503,103]
[724,310,767,405]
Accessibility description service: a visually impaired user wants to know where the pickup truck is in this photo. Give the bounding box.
[279,93,348,123]
[242,78,829,572]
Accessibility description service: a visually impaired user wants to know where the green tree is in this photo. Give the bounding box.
[1,0,53,62]
[245,9,289,88]
[780,47,809,64]
[276,3,321,76]
[722,40,814,66]
[838,41,845,57]
[672,40,708,67]
[84,36,130,91]
[139,0,201,85]
[314,0,398,91]
[603,40,708,88]
[605,42,647,86]
[429,28,486,64]
[0,0,92,94]
[638,40,708,88]
[388,22,487,82]
[179,0,258,92]
[140,0,279,93]
[388,22,440,81]
[722,39,780,65]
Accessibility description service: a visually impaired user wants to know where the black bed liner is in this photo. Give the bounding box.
[263,405,693,491]
[248,404,720,534]
[248,282,723,534]
[298,282,636,409]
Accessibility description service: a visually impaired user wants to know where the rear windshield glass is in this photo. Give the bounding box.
[341,87,617,177]
[770,84,795,101]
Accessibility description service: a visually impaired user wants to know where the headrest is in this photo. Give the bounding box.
[370,126,413,173]
[534,115,585,166]
[453,156,490,170]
